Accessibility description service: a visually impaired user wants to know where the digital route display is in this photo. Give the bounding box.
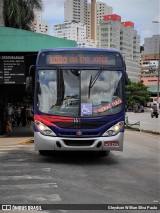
[38,50,123,67]
[47,55,115,65]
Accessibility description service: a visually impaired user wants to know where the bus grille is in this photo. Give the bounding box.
[53,121,106,129]
[63,140,95,146]
[58,131,100,137]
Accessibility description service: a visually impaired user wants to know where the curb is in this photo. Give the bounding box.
[0,134,7,138]
[140,129,160,135]
[19,137,34,144]
[125,126,160,135]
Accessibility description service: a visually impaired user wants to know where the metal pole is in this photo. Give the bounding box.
[152,21,160,108]
[157,43,160,108]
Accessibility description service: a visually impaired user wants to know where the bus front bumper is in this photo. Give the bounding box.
[34,132,124,152]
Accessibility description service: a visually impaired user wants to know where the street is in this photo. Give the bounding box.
[0,130,159,213]
[126,111,160,133]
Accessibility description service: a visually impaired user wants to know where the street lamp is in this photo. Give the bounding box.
[152,21,160,107]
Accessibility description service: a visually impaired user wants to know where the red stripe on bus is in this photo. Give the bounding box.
[34,114,73,126]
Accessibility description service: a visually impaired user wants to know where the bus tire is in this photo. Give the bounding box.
[99,150,110,157]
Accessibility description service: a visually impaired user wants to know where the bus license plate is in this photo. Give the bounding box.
[104,141,119,147]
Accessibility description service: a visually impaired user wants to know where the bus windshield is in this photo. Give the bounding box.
[36,69,123,117]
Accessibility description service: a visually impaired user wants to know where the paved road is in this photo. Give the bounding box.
[126,111,160,133]
[0,130,159,213]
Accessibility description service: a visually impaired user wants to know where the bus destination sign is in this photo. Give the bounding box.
[47,55,114,65]
[46,52,118,66]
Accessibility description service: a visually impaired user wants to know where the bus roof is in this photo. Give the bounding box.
[38,47,122,54]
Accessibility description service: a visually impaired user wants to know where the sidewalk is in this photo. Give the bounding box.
[0,126,34,146]
[126,111,160,135]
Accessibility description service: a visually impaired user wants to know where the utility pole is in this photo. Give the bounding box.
[152,21,160,108]
[158,42,160,108]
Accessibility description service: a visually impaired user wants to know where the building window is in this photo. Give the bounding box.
[148,80,157,82]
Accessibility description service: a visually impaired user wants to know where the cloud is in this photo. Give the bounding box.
[42,0,160,42]
[101,0,160,43]
[102,0,159,20]
[42,0,64,22]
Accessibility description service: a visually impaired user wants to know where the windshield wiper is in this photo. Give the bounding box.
[88,67,103,99]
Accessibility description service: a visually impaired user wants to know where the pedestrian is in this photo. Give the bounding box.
[5,117,12,133]
[7,104,13,117]
[21,106,27,127]
[26,105,33,126]
[151,103,158,112]
[15,106,21,126]
[140,105,144,113]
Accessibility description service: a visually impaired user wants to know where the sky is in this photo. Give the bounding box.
[42,0,160,44]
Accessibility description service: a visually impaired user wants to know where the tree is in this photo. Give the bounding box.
[3,0,43,30]
[126,81,151,108]
[0,0,4,26]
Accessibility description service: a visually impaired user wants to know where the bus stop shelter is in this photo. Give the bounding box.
[0,27,76,134]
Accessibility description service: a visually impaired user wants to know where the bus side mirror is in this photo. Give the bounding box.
[26,76,33,94]
[26,65,36,95]
[125,72,129,85]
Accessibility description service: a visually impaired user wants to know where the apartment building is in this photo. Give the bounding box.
[32,20,50,35]
[87,1,113,40]
[61,0,141,82]
[64,0,88,25]
[140,35,160,94]
[54,21,86,41]
[125,59,141,82]
[144,35,160,54]
[64,0,112,41]
[97,15,121,50]
[32,9,50,35]
[141,60,158,74]
[77,39,97,47]
[97,14,141,82]
[98,15,140,60]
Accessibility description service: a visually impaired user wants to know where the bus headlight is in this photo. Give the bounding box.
[102,121,124,137]
[34,120,56,136]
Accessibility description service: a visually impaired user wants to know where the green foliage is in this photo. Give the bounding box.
[3,0,43,30]
[126,81,151,107]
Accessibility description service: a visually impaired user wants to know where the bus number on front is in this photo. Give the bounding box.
[48,56,110,65]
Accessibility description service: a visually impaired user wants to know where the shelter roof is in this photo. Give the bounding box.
[0,27,76,52]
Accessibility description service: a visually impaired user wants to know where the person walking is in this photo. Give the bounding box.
[21,106,27,127]
[26,105,33,126]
